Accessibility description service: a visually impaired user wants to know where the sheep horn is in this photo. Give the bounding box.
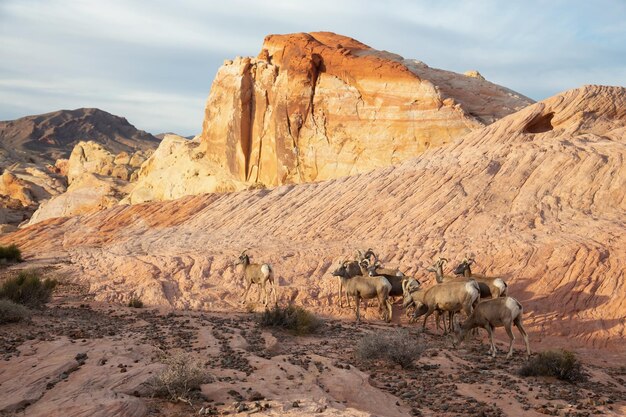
[440,257,448,264]
[240,249,248,256]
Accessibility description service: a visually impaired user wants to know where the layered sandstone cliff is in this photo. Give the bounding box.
[3,85,624,352]
[199,32,533,186]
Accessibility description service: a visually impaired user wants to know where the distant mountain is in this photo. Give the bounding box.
[0,108,160,165]
[155,132,195,140]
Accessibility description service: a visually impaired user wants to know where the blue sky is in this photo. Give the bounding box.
[1,0,624,136]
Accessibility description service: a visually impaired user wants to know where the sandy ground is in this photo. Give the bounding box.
[1,272,624,417]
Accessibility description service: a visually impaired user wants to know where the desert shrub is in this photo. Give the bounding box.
[0,244,22,263]
[0,299,31,324]
[128,296,144,308]
[519,350,587,382]
[0,270,57,308]
[257,304,321,336]
[147,352,211,402]
[356,329,423,369]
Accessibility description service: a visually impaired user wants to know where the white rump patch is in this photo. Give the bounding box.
[261,264,271,277]
[505,297,521,317]
[465,281,479,300]
[494,278,506,294]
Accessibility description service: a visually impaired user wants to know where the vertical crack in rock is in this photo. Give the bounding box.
[240,61,254,181]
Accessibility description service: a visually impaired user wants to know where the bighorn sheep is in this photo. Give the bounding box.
[428,258,495,300]
[453,256,508,298]
[411,280,480,335]
[401,281,456,333]
[366,259,405,299]
[453,296,530,358]
[235,250,276,306]
[356,249,405,300]
[336,259,370,308]
[331,261,393,324]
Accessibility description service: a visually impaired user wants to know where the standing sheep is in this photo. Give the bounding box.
[235,250,277,306]
[453,296,531,358]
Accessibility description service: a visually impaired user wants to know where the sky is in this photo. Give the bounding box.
[1,0,625,136]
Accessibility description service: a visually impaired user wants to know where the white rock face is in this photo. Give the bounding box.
[123,134,248,205]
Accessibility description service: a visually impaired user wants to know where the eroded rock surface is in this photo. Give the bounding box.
[199,31,533,186]
[3,86,624,354]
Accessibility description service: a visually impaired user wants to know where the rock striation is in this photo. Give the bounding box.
[3,85,624,353]
[199,32,533,186]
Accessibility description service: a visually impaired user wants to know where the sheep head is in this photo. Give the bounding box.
[235,250,250,266]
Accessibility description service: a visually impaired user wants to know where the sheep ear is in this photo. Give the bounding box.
[426,267,436,272]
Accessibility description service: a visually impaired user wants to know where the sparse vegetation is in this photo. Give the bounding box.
[356,329,423,369]
[128,296,144,308]
[147,352,211,402]
[0,270,57,308]
[0,299,31,324]
[519,349,587,382]
[257,304,322,335]
[0,244,22,263]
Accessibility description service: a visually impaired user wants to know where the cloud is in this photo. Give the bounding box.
[1,0,624,135]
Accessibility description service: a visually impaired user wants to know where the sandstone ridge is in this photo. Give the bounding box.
[3,85,624,353]
[200,31,533,186]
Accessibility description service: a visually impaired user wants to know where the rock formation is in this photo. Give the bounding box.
[0,109,160,229]
[27,141,149,224]
[123,134,247,205]
[3,85,624,353]
[199,32,533,186]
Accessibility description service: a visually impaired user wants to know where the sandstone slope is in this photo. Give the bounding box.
[2,85,625,352]
[199,32,533,186]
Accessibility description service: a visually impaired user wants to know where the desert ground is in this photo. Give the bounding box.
[1,264,624,417]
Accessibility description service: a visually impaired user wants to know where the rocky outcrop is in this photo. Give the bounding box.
[3,85,624,353]
[0,109,160,229]
[123,134,247,204]
[27,141,150,224]
[66,141,148,184]
[199,32,533,186]
[0,165,67,230]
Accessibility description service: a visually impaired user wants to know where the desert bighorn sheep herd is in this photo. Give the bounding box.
[233,248,531,358]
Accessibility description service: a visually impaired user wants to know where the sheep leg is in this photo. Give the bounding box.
[485,325,497,357]
[422,308,435,331]
[339,280,344,308]
[272,278,278,305]
[504,321,516,359]
[258,282,266,305]
[241,281,252,304]
[385,298,393,323]
[355,295,361,324]
[515,317,531,357]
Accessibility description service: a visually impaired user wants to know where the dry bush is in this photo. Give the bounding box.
[0,270,57,308]
[519,350,587,382]
[147,352,211,402]
[257,304,322,335]
[0,244,22,263]
[128,296,144,308]
[356,329,423,369]
[0,299,31,324]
